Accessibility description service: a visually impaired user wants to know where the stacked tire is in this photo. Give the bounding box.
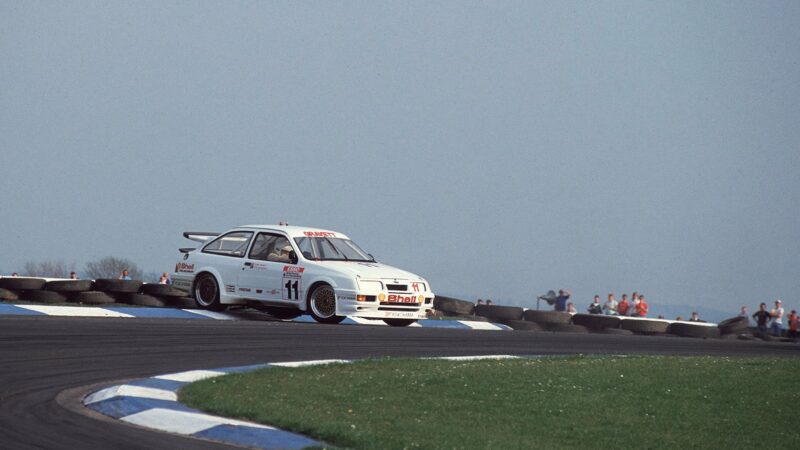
[522,310,587,333]
[432,296,479,321]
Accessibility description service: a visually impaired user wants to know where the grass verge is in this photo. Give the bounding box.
[180,356,800,449]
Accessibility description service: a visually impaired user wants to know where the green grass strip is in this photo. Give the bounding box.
[180,356,800,449]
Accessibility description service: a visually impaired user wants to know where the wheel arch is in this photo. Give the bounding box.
[303,279,333,312]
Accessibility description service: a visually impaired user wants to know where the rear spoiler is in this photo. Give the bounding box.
[183,231,220,243]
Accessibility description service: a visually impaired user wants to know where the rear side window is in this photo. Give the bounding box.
[202,231,253,258]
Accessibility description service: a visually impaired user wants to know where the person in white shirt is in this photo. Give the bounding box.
[770,299,785,336]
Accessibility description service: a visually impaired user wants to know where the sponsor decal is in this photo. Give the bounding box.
[253,262,269,271]
[339,295,356,301]
[303,231,336,238]
[385,311,417,318]
[224,284,235,294]
[176,262,195,273]
[283,266,305,274]
[256,289,262,294]
[387,294,420,304]
[282,266,303,301]
[173,280,190,289]
[238,287,251,293]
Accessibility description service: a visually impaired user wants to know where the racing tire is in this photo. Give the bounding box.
[540,323,590,333]
[0,278,47,291]
[44,280,94,292]
[504,320,544,331]
[522,310,572,325]
[718,316,749,335]
[166,296,200,309]
[93,279,144,294]
[433,296,475,316]
[140,284,187,297]
[620,319,670,334]
[307,284,345,324]
[571,314,622,330]
[193,273,226,311]
[20,290,68,304]
[72,291,116,305]
[0,288,19,301]
[474,305,524,322]
[668,322,721,339]
[124,293,168,307]
[384,319,417,327]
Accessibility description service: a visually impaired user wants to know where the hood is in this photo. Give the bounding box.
[313,260,423,281]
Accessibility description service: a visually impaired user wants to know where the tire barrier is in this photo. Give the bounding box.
[592,328,634,335]
[503,320,544,331]
[140,284,187,297]
[19,290,69,304]
[433,296,475,316]
[570,314,622,330]
[540,323,590,333]
[620,318,670,334]
[0,288,19,301]
[44,280,94,292]
[522,310,572,325]
[71,291,116,305]
[0,277,47,291]
[123,293,168,308]
[93,279,144,294]
[474,304,524,322]
[668,322,721,339]
[717,316,749,335]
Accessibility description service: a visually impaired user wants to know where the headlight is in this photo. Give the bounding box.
[358,280,383,292]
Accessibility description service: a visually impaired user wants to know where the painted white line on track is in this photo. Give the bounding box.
[154,370,228,382]
[458,321,505,330]
[15,305,134,318]
[121,408,274,435]
[180,309,238,320]
[435,355,520,361]
[270,359,351,368]
[84,385,177,404]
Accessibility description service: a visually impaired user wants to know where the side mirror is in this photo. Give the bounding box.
[368,253,376,262]
[289,251,298,265]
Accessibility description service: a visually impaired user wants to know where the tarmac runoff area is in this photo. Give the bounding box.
[0,303,510,330]
[83,356,530,450]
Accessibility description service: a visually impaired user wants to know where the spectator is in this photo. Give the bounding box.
[119,270,132,281]
[752,302,771,334]
[689,312,702,322]
[11,272,18,277]
[158,275,169,284]
[618,294,630,316]
[675,316,683,321]
[631,292,640,314]
[588,295,603,314]
[70,272,79,280]
[160,272,172,285]
[634,294,648,317]
[739,306,748,318]
[566,302,577,314]
[476,299,484,306]
[486,299,493,305]
[657,314,665,319]
[788,310,798,339]
[603,294,618,315]
[770,299,784,337]
[554,289,571,312]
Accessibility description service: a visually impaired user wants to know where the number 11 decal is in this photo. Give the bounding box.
[284,279,299,300]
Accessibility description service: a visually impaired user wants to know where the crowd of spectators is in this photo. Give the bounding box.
[747,299,795,337]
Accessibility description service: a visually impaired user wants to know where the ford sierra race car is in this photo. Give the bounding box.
[172,224,435,326]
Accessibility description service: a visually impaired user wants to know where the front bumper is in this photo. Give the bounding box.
[335,288,434,320]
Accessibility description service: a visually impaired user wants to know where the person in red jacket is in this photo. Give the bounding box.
[618,294,630,316]
[788,310,798,339]
[634,294,649,317]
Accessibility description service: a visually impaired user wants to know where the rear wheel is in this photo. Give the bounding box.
[383,319,416,327]
[194,273,225,311]
[307,284,344,324]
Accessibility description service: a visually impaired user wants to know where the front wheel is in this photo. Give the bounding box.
[384,319,417,327]
[194,273,225,311]
[307,284,345,324]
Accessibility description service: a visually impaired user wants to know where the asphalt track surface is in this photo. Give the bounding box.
[1,316,798,450]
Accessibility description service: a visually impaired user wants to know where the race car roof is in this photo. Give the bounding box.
[237,225,349,239]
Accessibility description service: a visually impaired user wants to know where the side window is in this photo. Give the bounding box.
[202,231,253,258]
[249,233,292,263]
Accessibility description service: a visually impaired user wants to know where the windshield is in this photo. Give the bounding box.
[294,237,374,262]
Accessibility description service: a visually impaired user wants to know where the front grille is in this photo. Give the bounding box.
[379,306,422,312]
[386,284,407,291]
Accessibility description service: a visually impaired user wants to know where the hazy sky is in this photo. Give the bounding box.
[2,1,798,315]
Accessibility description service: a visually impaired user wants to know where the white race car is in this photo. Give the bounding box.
[172,224,435,326]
